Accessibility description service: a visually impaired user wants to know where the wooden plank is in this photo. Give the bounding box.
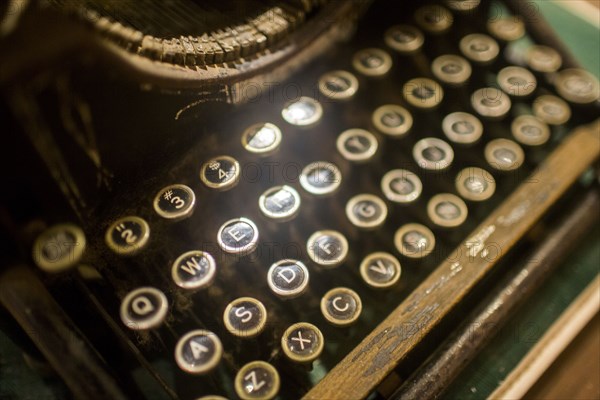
[304,120,600,400]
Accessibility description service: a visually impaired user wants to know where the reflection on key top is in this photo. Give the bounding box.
[533,95,572,126]
[372,104,413,138]
[414,5,453,34]
[385,24,424,54]
[306,230,348,268]
[120,287,168,330]
[413,138,454,171]
[455,167,496,202]
[471,87,512,119]
[171,250,216,290]
[346,194,388,229]
[484,139,525,171]
[360,252,402,289]
[153,184,196,220]
[352,48,392,77]
[381,169,423,204]
[300,161,342,196]
[442,112,483,144]
[259,185,301,221]
[223,297,267,338]
[460,33,499,64]
[318,70,359,101]
[403,78,444,109]
[281,322,324,364]
[320,287,362,327]
[395,223,436,259]
[267,259,309,299]
[241,123,282,155]
[32,223,86,273]
[217,217,259,255]
[427,193,469,228]
[200,155,240,191]
[235,361,280,400]
[281,97,323,127]
[105,216,150,256]
[511,115,550,147]
[432,54,472,86]
[175,330,222,374]
[336,129,378,162]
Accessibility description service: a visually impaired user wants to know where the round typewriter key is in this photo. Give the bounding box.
[446,0,480,12]
[384,24,425,54]
[487,17,525,42]
[471,87,512,119]
[224,297,267,338]
[527,45,562,73]
[414,5,453,34]
[403,78,444,109]
[105,216,150,256]
[153,184,196,220]
[171,250,216,290]
[241,123,282,155]
[217,217,259,255]
[259,185,301,221]
[175,330,222,375]
[511,115,551,146]
[497,66,537,98]
[360,252,402,289]
[381,169,423,204]
[555,68,600,105]
[235,361,280,400]
[32,223,86,273]
[120,287,168,330]
[299,161,342,196]
[306,230,348,268]
[431,54,472,86]
[346,194,388,229]
[442,112,483,144]
[321,287,362,327]
[318,70,359,100]
[484,139,525,171]
[336,129,378,162]
[281,97,323,127]
[413,137,454,171]
[281,322,324,363]
[267,259,309,299]
[459,34,499,64]
[455,167,496,202]
[372,105,413,137]
[394,223,436,259]
[200,155,240,191]
[197,396,228,400]
[533,95,572,126]
[352,48,392,77]
[427,193,469,228]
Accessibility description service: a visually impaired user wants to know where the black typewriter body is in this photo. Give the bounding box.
[1,1,599,399]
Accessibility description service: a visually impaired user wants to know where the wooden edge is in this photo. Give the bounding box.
[304,119,600,400]
[488,275,600,400]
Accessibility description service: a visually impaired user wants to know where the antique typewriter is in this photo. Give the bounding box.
[1,0,599,399]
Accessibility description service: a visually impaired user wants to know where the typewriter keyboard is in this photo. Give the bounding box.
[32,1,599,399]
